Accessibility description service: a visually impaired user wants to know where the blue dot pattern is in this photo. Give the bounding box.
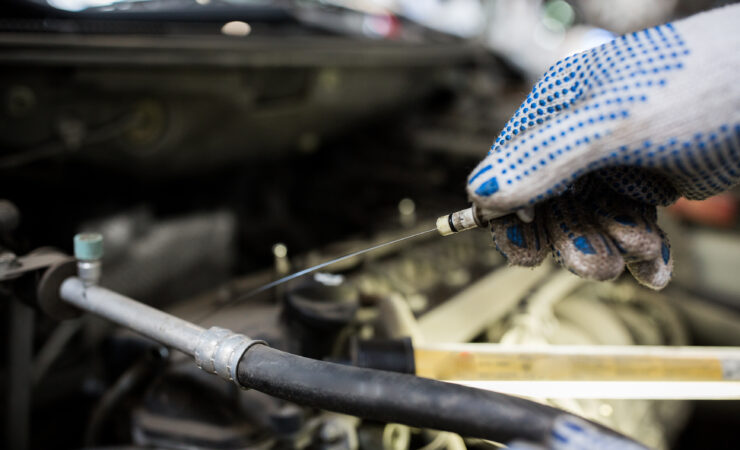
[475,177,499,196]
[626,226,673,289]
[477,6,740,288]
[592,124,740,204]
[614,215,637,226]
[492,24,689,153]
[547,193,625,280]
[661,241,670,264]
[595,166,677,206]
[548,417,647,450]
[587,188,662,262]
[508,412,649,449]
[573,236,596,254]
[506,224,526,248]
[490,211,549,267]
[471,21,740,210]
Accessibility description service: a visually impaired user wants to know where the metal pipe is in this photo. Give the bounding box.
[60,277,204,355]
[59,277,263,384]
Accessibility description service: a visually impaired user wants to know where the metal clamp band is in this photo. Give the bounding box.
[194,326,267,387]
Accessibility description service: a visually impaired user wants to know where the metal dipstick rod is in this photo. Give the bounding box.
[59,234,265,385]
[60,204,522,368]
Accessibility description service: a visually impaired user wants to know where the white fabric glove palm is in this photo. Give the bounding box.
[467,5,740,289]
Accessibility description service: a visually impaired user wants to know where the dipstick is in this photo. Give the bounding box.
[436,206,535,236]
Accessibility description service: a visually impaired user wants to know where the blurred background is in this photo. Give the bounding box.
[1,0,739,449]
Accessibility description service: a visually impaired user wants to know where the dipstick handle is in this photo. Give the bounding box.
[436,206,536,236]
[436,206,496,236]
[437,207,478,236]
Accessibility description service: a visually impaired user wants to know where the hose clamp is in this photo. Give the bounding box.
[194,326,267,387]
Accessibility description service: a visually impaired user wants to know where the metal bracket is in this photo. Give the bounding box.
[0,251,72,281]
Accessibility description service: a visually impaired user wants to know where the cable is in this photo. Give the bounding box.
[237,345,644,446]
[194,228,437,324]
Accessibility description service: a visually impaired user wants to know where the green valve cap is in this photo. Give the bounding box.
[74,233,104,261]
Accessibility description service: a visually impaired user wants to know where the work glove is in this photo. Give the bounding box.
[507,416,647,450]
[467,4,740,289]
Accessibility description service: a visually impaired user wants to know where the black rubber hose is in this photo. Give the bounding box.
[237,345,635,445]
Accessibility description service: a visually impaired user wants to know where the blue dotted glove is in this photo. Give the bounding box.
[467,5,740,289]
[507,416,648,450]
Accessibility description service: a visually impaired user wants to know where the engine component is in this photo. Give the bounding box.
[50,250,641,447]
[73,233,103,286]
[283,279,360,359]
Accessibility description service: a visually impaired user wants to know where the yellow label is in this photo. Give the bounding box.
[414,349,725,381]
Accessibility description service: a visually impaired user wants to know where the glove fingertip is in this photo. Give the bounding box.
[626,237,673,290]
[546,196,625,281]
[491,215,549,267]
[554,246,625,281]
[595,204,663,262]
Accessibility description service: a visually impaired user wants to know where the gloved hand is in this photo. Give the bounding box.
[467,5,740,289]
